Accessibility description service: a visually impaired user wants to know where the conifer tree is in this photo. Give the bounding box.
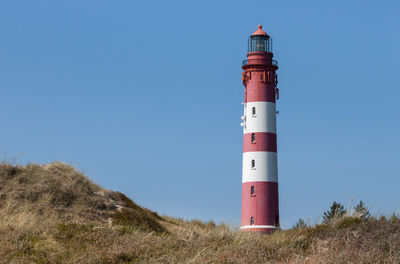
[323,201,346,223]
[293,218,307,229]
[354,200,370,219]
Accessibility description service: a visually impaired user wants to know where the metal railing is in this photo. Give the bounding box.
[242,59,278,66]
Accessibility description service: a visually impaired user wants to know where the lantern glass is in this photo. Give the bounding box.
[248,35,272,53]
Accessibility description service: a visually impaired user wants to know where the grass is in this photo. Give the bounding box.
[0,162,400,263]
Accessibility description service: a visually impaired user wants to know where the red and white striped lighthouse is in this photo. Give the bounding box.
[240,25,279,233]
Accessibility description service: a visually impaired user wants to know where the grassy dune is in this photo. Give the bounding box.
[0,162,399,263]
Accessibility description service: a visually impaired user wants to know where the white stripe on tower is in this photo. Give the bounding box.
[243,102,276,134]
[242,152,277,183]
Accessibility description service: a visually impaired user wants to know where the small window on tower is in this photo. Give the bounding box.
[250,217,255,225]
[251,159,256,169]
[251,133,256,143]
[252,107,256,116]
[260,73,263,81]
[250,186,255,195]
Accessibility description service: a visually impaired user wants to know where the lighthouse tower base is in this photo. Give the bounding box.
[240,226,277,233]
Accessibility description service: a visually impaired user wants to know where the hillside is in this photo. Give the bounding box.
[0,162,399,263]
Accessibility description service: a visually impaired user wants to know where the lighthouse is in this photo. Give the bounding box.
[240,25,279,233]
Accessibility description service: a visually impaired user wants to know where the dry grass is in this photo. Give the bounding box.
[0,162,399,263]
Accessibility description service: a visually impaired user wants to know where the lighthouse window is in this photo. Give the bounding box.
[251,107,256,116]
[251,159,255,169]
[250,217,255,225]
[250,186,255,195]
[251,133,256,143]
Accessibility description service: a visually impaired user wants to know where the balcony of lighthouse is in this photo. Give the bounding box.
[242,59,278,67]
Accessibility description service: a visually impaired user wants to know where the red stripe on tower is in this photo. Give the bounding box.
[243,132,277,153]
[240,25,279,233]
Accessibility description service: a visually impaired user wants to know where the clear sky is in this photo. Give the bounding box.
[1,0,399,229]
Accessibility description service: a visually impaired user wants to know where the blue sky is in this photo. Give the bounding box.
[1,0,399,228]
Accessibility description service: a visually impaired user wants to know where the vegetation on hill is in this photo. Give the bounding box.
[322,201,346,223]
[0,162,399,263]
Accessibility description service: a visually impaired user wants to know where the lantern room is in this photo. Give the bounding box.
[248,25,272,53]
